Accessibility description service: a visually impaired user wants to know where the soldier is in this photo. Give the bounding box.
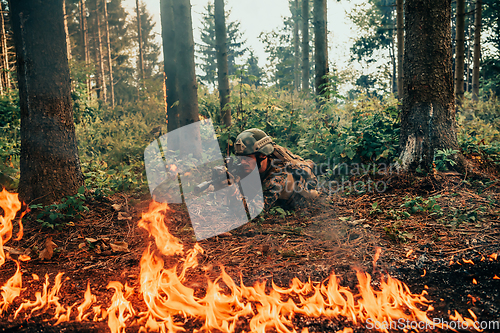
[233,128,319,213]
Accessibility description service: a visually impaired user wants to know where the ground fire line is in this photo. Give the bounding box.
[0,189,488,332]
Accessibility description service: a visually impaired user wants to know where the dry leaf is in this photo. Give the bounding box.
[39,237,57,260]
[85,238,98,243]
[3,246,23,255]
[110,241,129,253]
[78,242,88,249]
[117,212,132,221]
[111,204,122,211]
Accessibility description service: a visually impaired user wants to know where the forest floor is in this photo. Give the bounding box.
[0,171,499,332]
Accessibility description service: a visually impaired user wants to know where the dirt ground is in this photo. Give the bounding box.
[0,172,499,332]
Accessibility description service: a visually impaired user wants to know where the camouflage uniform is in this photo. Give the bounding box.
[234,129,318,213]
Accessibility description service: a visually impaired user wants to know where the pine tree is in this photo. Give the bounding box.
[197,2,247,86]
[349,0,397,95]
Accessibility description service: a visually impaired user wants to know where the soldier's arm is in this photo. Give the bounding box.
[262,173,287,211]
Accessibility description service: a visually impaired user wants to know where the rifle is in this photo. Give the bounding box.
[194,157,248,194]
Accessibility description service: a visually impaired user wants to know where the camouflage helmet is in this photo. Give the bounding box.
[234,129,274,156]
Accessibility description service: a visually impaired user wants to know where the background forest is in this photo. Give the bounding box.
[0,0,499,208]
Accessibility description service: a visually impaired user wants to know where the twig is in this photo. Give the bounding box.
[440,244,493,255]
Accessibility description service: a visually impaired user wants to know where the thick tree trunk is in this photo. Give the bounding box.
[160,0,180,151]
[9,0,84,205]
[472,0,482,101]
[96,0,107,102]
[63,0,72,61]
[214,0,231,126]
[455,0,466,103]
[397,0,403,100]
[0,1,10,94]
[172,0,201,158]
[301,0,309,94]
[136,0,145,92]
[313,0,328,98]
[104,0,114,107]
[293,0,300,92]
[399,0,462,173]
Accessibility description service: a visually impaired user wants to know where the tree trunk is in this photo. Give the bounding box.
[466,2,472,93]
[313,0,328,98]
[397,0,404,100]
[160,0,180,151]
[293,0,300,92]
[455,0,466,103]
[301,0,309,94]
[63,0,72,61]
[91,6,102,99]
[399,0,463,173]
[0,1,10,94]
[472,0,482,100]
[96,0,107,102]
[214,0,231,126]
[136,0,145,93]
[9,0,84,205]
[80,0,90,98]
[172,0,201,158]
[104,0,114,108]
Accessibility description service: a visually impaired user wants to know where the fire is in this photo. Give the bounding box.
[0,191,487,332]
[0,189,23,267]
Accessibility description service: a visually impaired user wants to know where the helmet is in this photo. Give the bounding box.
[234,129,274,156]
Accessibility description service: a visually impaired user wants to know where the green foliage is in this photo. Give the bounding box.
[384,221,413,243]
[0,92,20,189]
[401,195,442,216]
[30,186,89,230]
[434,149,458,171]
[269,206,293,219]
[197,1,248,86]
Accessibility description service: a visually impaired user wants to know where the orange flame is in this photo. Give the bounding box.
[489,253,498,261]
[0,189,23,267]
[463,259,474,265]
[0,196,487,332]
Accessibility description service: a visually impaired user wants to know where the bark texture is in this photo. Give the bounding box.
[313,0,328,97]
[472,0,482,100]
[399,0,462,173]
[293,0,300,91]
[214,0,231,126]
[160,0,179,150]
[9,0,84,205]
[397,0,403,100]
[0,1,10,93]
[455,0,465,103]
[104,0,114,107]
[301,0,309,93]
[136,0,145,91]
[96,0,107,102]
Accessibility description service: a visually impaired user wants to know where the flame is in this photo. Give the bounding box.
[489,253,498,261]
[421,269,426,277]
[405,249,413,258]
[0,189,23,267]
[472,278,478,285]
[0,195,487,332]
[463,259,474,265]
[0,260,23,315]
